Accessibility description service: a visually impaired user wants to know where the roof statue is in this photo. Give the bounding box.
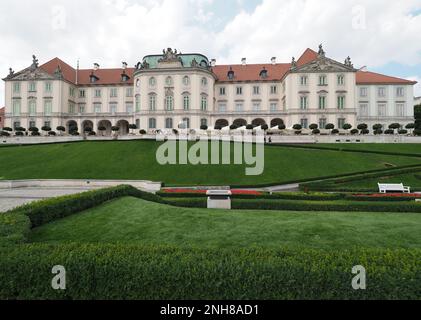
[159,48,182,63]
[344,56,353,68]
[318,44,325,58]
[31,55,39,70]
[291,57,297,68]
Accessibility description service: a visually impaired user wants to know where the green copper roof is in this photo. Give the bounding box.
[142,54,210,69]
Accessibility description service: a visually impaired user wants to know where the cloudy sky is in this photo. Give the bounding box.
[1,0,421,105]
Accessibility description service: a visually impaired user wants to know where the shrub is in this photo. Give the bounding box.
[215,125,222,130]
[48,131,57,136]
[295,131,302,135]
[15,132,24,136]
[57,126,66,132]
[71,132,80,136]
[172,129,179,135]
[31,131,41,136]
[343,124,352,130]
[406,123,415,130]
[360,129,370,135]
[331,129,339,135]
[3,127,13,132]
[373,124,383,131]
[325,123,335,130]
[111,126,120,132]
[41,126,52,132]
[278,124,286,130]
[200,125,208,130]
[88,131,96,136]
[350,129,359,135]
[384,129,394,135]
[0,131,10,137]
[309,124,318,130]
[389,123,400,130]
[15,127,26,132]
[261,124,269,131]
[84,127,93,133]
[230,124,238,130]
[357,124,368,130]
[293,124,302,130]
[139,130,147,135]
[413,129,421,136]
[129,124,138,130]
[399,129,408,135]
[312,129,320,135]
[29,127,39,132]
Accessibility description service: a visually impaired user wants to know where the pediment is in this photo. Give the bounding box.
[292,56,356,73]
[4,66,56,81]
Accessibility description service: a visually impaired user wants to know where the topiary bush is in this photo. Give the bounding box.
[139,129,147,135]
[331,129,339,135]
[312,129,320,135]
[325,124,335,130]
[48,131,56,136]
[350,129,359,135]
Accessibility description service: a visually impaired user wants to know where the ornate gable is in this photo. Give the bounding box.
[291,45,356,73]
[3,55,57,81]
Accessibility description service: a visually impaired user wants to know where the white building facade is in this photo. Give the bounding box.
[2,46,417,134]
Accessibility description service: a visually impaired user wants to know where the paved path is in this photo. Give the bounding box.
[0,187,102,212]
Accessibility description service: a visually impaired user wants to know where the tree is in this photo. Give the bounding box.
[399,129,408,135]
[350,129,359,135]
[278,124,286,130]
[230,124,238,130]
[129,124,137,134]
[373,124,383,131]
[374,129,383,135]
[41,126,52,135]
[3,127,13,132]
[88,131,96,136]
[0,131,11,137]
[406,123,415,134]
[389,123,400,131]
[331,129,340,135]
[214,125,222,131]
[56,126,65,136]
[111,126,120,132]
[384,129,394,135]
[293,124,302,130]
[15,127,26,132]
[84,127,93,133]
[98,126,106,136]
[325,123,335,130]
[357,124,368,131]
[172,129,179,135]
[414,105,421,135]
[361,129,370,135]
[261,124,269,131]
[309,124,318,130]
[48,131,57,136]
[139,129,147,135]
[246,124,254,130]
[343,123,352,130]
[15,131,24,137]
[200,125,208,131]
[312,129,320,135]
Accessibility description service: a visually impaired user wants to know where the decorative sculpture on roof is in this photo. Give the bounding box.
[159,48,181,63]
[191,58,198,68]
[344,56,353,68]
[31,55,39,70]
[291,57,297,68]
[8,68,14,77]
[54,65,63,79]
[318,44,325,58]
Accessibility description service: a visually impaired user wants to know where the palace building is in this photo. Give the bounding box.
[2,46,417,135]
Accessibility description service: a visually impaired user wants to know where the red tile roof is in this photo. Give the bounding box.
[212,63,291,82]
[40,58,134,85]
[296,48,318,66]
[356,70,417,85]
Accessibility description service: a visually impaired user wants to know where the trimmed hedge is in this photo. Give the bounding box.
[0,244,419,300]
[0,212,31,247]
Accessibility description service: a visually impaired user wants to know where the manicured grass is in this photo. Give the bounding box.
[29,197,421,249]
[317,143,421,155]
[1,141,421,186]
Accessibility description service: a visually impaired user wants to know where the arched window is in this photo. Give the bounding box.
[201,95,208,111]
[201,77,208,86]
[148,118,156,129]
[183,76,190,86]
[165,118,173,129]
[149,77,156,87]
[165,76,173,86]
[165,95,174,111]
[183,95,190,111]
[149,94,156,111]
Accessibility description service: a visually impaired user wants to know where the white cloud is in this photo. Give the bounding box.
[1,0,421,106]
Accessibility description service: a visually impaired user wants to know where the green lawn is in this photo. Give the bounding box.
[317,143,421,155]
[1,141,421,186]
[29,197,421,249]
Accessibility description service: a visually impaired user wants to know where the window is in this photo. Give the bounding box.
[136,119,140,129]
[338,118,346,129]
[378,87,386,97]
[319,75,327,86]
[13,121,21,130]
[218,103,227,113]
[201,77,208,86]
[94,89,101,98]
[182,118,190,129]
[44,121,51,128]
[337,75,345,86]
[28,82,36,92]
[300,96,308,110]
[165,77,173,86]
[300,76,308,86]
[136,79,141,88]
[68,102,75,114]
[13,82,21,94]
[29,121,36,129]
[360,87,368,97]
[252,103,260,112]
[319,118,327,129]
[110,88,118,98]
[135,95,141,112]
[270,103,278,112]
[69,87,75,97]
[45,82,52,93]
[79,103,86,114]
[396,103,405,117]
[165,118,173,129]
[270,86,277,94]
[236,87,243,95]
[148,118,156,129]
[165,95,174,111]
[201,118,208,127]
[337,96,345,109]
[378,103,387,117]
[183,95,190,111]
[253,86,260,95]
[94,103,102,113]
[300,119,308,129]
[79,90,85,98]
[201,96,208,111]
[149,95,156,111]
[319,96,327,109]
[183,76,190,86]
[12,100,21,116]
[219,87,226,95]
[235,103,243,112]
[109,103,117,114]
[126,102,133,114]
[44,100,52,115]
[396,87,405,97]
[126,88,133,97]
[359,103,369,117]
[149,77,156,87]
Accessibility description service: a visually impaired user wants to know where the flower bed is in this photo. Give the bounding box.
[161,188,263,196]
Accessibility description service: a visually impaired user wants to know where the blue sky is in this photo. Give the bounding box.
[0,0,421,105]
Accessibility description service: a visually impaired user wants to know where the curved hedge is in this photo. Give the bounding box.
[0,244,419,300]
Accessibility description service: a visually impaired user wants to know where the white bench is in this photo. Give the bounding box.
[207,190,232,210]
[378,183,411,194]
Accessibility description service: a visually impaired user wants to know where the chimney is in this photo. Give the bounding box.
[271,57,276,65]
[122,61,128,69]
[93,63,100,71]
[241,58,246,66]
[211,59,216,67]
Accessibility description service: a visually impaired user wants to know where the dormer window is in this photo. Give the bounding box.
[227,67,235,80]
[259,68,268,79]
[121,73,130,82]
[90,73,99,83]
